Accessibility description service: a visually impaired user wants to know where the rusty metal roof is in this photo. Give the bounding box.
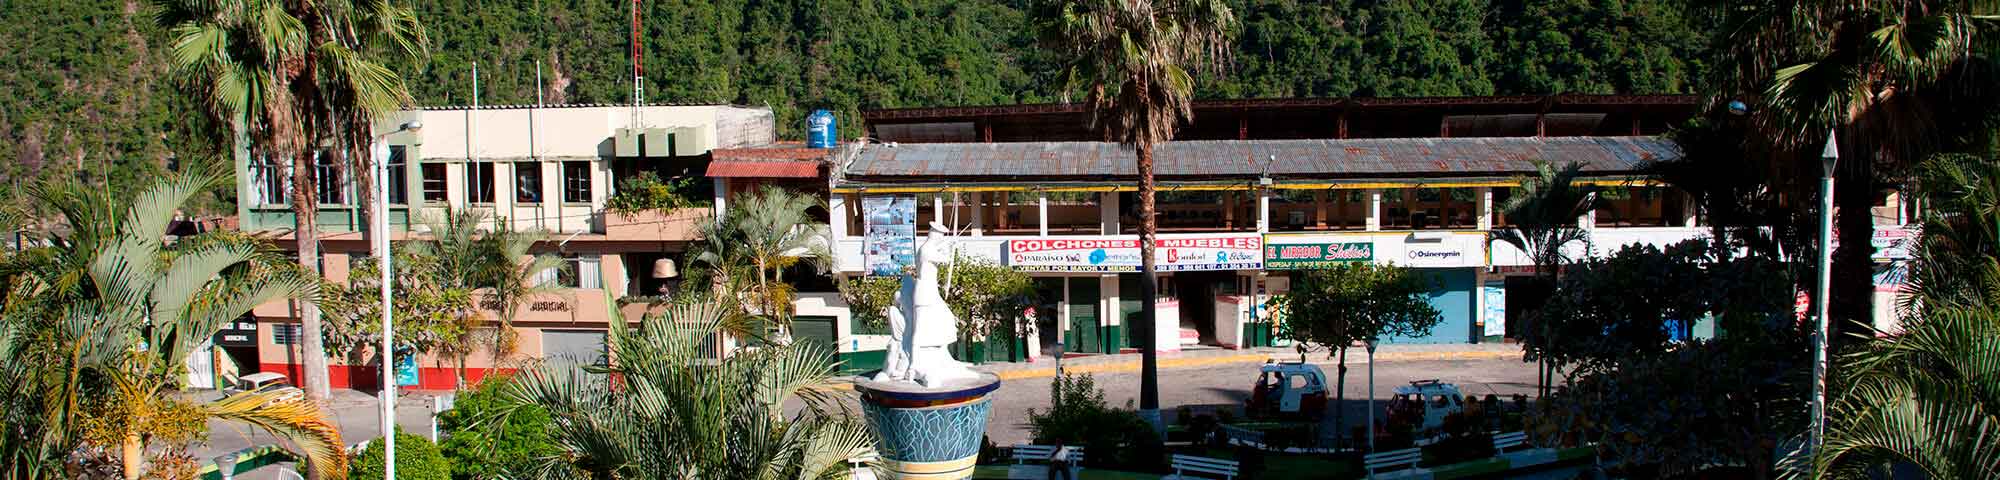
[706,160,822,178]
[841,136,1678,182]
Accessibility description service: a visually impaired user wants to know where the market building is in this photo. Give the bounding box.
[814,95,1747,368]
[232,103,774,389]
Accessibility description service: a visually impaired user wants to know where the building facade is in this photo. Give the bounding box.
[808,95,1921,369]
[234,103,774,389]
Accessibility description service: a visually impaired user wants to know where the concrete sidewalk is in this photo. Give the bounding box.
[975,343,1524,380]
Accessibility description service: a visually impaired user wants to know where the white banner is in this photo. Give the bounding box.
[1003,233,1264,272]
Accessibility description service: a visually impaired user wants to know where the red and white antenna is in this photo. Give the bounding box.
[630,0,644,127]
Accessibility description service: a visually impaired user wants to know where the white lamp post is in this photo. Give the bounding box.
[373,120,421,477]
[1811,131,1837,450]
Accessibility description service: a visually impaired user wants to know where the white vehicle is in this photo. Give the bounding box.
[1247,360,1329,419]
[1388,380,1465,433]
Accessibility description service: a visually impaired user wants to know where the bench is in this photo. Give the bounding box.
[1363,447,1423,478]
[1167,454,1240,480]
[1492,431,1527,454]
[1010,444,1084,465]
[848,449,880,480]
[1218,424,1266,449]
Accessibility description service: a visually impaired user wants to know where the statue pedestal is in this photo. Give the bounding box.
[853,372,1002,480]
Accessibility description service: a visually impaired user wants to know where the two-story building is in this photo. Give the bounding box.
[808,95,1854,370]
[234,103,774,389]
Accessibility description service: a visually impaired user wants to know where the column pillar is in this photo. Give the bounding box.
[1257,189,1271,234]
[1476,187,1494,230]
[1224,192,1237,229]
[1100,192,1121,234]
[712,178,729,223]
[1038,192,1050,236]
[1681,190,1699,227]
[1366,189,1383,231]
[934,194,946,228]
[970,192,986,235]
[829,194,849,240]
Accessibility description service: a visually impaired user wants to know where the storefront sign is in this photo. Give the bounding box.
[1872,227,1917,260]
[1003,234,1263,272]
[214,319,258,347]
[1481,283,1506,337]
[1262,242,1374,269]
[862,196,917,276]
[1403,246,1473,268]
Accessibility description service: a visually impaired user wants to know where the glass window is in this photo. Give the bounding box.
[465,161,495,204]
[555,255,602,289]
[562,161,592,203]
[314,152,344,204]
[272,324,300,345]
[249,160,289,205]
[516,162,543,203]
[386,146,408,205]
[421,163,447,202]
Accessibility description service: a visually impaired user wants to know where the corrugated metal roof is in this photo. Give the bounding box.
[706,160,821,178]
[842,137,1678,181]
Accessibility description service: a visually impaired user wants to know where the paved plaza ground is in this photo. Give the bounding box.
[198,344,1540,478]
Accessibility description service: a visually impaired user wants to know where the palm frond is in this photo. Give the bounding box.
[204,390,349,479]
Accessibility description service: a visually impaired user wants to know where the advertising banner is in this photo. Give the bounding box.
[1481,282,1507,337]
[1263,242,1374,269]
[1003,234,1263,272]
[861,196,917,276]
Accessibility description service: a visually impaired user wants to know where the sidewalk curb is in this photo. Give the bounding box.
[987,349,1519,381]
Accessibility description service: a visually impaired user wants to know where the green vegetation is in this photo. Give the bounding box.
[1026,373,1167,473]
[1,0,1715,215]
[605,172,707,216]
[1273,262,1440,449]
[350,428,451,480]
[489,301,873,477]
[437,375,562,480]
[0,174,341,479]
[691,185,829,335]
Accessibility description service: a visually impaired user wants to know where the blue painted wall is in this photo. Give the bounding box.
[1383,268,1476,344]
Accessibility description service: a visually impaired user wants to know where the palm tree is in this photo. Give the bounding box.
[1705,0,2000,352]
[476,218,565,381]
[1902,155,2000,314]
[1489,160,1598,397]
[0,174,344,479]
[1783,305,2000,478]
[1031,0,1236,429]
[157,0,427,401]
[399,210,564,388]
[489,301,875,479]
[693,185,828,341]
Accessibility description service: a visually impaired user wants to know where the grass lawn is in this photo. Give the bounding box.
[1172,446,1360,480]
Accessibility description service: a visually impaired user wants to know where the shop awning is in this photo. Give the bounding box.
[705,160,821,178]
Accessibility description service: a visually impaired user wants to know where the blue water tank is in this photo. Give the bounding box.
[807,109,838,148]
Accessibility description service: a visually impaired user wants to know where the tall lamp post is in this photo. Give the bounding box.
[1365,338,1378,454]
[373,120,421,477]
[1811,131,1837,450]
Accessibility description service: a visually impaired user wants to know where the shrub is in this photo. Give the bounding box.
[351,428,450,480]
[606,172,703,216]
[1026,373,1167,472]
[437,375,563,480]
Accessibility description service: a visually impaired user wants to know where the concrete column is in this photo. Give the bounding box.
[1681,190,1700,227]
[1257,189,1271,233]
[933,194,946,229]
[829,194,848,239]
[711,178,728,225]
[1038,193,1050,236]
[970,192,986,235]
[1101,274,1121,328]
[1313,191,1328,229]
[1476,187,1494,230]
[1100,192,1122,234]
[1366,189,1383,231]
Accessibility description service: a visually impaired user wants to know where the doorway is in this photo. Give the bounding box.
[1033,278,1064,359]
[1502,276,1554,340]
[1171,271,1235,346]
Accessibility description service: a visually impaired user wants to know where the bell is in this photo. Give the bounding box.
[652,258,679,279]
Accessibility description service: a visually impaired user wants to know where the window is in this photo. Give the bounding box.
[314,152,344,204]
[386,146,408,204]
[273,324,301,345]
[465,161,495,203]
[515,162,543,203]
[563,161,592,203]
[249,161,289,205]
[553,255,602,289]
[421,163,447,202]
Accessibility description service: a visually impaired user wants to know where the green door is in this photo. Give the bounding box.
[1068,279,1101,354]
[791,316,839,370]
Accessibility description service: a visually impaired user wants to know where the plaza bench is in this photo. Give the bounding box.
[1011,444,1085,465]
[1166,454,1240,480]
[1363,447,1423,478]
[1218,424,1266,449]
[1492,431,1528,454]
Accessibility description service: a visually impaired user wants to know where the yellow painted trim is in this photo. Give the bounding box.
[1264,230,1489,239]
[881,456,980,479]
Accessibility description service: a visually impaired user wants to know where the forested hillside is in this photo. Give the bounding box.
[0,0,1712,212]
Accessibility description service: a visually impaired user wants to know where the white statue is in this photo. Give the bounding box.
[873,222,981,387]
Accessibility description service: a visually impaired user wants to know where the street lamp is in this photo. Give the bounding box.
[372,119,421,478]
[1811,131,1837,451]
[1365,338,1378,454]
